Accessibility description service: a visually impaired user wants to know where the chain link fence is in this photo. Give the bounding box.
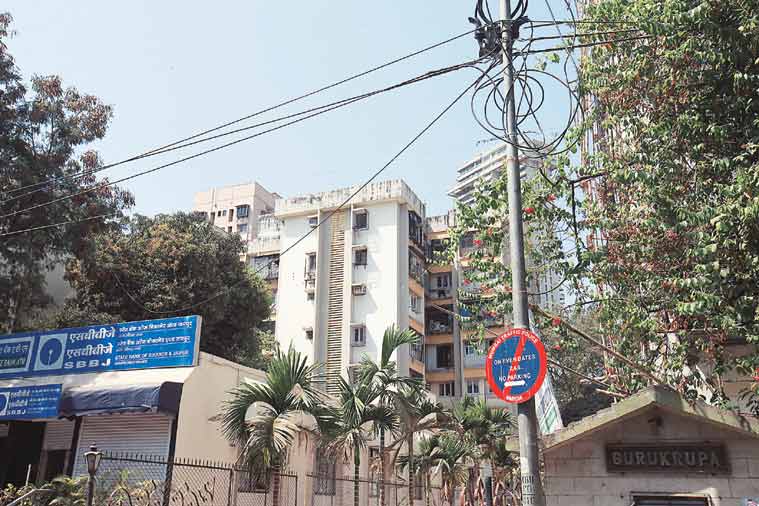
[306,474,445,506]
[95,453,297,506]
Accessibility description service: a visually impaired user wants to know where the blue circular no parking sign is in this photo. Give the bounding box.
[486,328,547,404]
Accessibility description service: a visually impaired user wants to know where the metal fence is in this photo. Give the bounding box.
[306,474,445,506]
[95,453,298,506]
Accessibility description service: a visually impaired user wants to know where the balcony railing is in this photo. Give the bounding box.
[427,320,453,334]
[427,287,452,300]
[410,342,424,362]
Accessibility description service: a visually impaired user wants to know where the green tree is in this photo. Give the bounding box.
[398,436,440,506]
[322,377,397,506]
[358,326,422,506]
[388,390,447,504]
[56,212,272,365]
[220,347,328,505]
[0,12,133,333]
[449,0,759,411]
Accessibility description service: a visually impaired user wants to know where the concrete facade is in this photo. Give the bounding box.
[273,179,426,386]
[540,387,759,506]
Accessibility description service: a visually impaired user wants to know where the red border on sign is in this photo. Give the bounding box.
[485,328,547,404]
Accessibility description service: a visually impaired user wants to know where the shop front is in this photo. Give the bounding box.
[540,386,759,506]
[0,316,265,487]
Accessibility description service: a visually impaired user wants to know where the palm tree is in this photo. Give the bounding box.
[397,435,439,506]
[432,434,477,506]
[323,376,397,506]
[389,391,448,505]
[219,347,328,505]
[359,326,423,506]
[448,396,513,502]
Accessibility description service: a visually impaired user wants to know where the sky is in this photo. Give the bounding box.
[5,1,573,217]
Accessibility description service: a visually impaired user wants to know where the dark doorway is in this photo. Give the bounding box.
[0,421,45,486]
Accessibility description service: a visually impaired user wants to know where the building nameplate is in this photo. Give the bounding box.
[606,443,730,474]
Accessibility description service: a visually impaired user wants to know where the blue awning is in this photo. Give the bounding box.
[59,382,183,418]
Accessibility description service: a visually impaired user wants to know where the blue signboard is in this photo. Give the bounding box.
[0,384,62,420]
[0,316,201,380]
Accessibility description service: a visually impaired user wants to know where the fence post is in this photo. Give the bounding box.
[228,468,234,506]
[162,458,174,506]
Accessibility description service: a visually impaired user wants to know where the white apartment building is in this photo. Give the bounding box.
[448,143,565,311]
[193,182,278,248]
[272,180,427,394]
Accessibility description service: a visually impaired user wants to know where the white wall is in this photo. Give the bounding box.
[348,201,402,367]
[174,352,266,461]
[275,212,319,362]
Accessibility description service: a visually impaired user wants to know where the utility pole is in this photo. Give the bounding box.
[499,0,546,504]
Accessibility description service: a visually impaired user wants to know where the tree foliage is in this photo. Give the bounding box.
[451,0,759,410]
[57,212,272,365]
[0,13,133,333]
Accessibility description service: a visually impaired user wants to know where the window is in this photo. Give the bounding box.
[314,448,336,496]
[236,205,250,218]
[410,293,420,312]
[306,253,317,273]
[436,344,453,369]
[238,224,248,235]
[217,210,222,217]
[222,209,227,216]
[438,382,455,397]
[460,232,475,249]
[436,274,451,288]
[351,325,366,346]
[353,209,368,230]
[228,210,234,222]
[307,292,315,301]
[353,247,367,266]
[633,497,708,506]
[308,215,318,227]
[465,342,477,356]
[208,212,214,222]
[352,284,367,296]
[227,226,232,233]
[305,328,314,340]
[466,380,480,395]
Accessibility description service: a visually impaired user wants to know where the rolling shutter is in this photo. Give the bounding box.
[43,420,75,451]
[72,413,172,478]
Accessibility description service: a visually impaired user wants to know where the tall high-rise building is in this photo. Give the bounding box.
[271,180,427,395]
[448,143,566,311]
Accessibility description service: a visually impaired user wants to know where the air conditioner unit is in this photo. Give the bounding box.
[352,284,367,296]
[308,215,318,227]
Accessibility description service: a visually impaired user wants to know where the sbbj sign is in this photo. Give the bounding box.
[0,316,201,380]
[606,444,730,474]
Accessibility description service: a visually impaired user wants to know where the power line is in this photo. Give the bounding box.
[109,66,492,315]
[0,27,480,200]
[0,57,484,223]
[426,301,627,394]
[0,212,121,237]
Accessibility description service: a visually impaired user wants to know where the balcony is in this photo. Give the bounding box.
[410,342,424,362]
[427,319,453,335]
[427,287,452,301]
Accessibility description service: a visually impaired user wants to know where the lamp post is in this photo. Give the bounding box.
[84,445,102,506]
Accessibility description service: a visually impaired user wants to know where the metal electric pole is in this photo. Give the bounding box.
[499,0,546,504]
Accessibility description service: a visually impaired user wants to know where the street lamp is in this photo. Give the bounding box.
[84,445,102,506]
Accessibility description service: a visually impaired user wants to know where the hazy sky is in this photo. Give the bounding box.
[5,1,572,217]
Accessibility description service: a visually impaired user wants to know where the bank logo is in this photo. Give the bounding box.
[0,393,8,416]
[34,334,67,371]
